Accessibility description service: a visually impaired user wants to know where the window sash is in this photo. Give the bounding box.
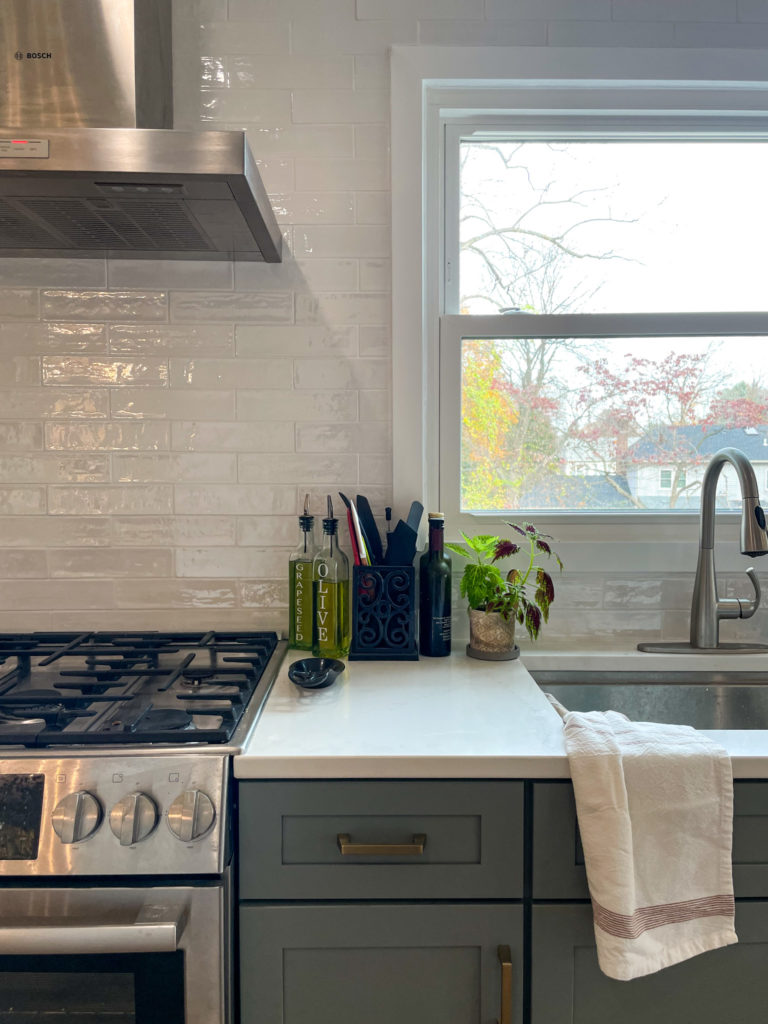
[439,312,768,533]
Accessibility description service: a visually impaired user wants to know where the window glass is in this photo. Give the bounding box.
[459,141,768,315]
[459,335,768,512]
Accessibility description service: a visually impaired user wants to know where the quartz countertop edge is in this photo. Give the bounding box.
[233,648,768,780]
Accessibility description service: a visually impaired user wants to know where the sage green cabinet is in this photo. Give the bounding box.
[531,902,768,1024]
[240,903,522,1024]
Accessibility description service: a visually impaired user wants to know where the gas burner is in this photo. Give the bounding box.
[0,630,281,748]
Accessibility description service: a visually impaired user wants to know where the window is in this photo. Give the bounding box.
[391,46,768,571]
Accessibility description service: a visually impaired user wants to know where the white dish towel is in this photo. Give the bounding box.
[548,699,737,981]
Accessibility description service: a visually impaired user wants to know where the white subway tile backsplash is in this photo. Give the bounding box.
[358,326,388,356]
[238,452,358,482]
[176,546,288,578]
[241,124,354,159]
[111,516,237,547]
[0,290,39,319]
[201,89,293,124]
[107,261,234,291]
[170,291,293,323]
[291,17,418,54]
[111,388,236,420]
[548,19,674,45]
[42,357,169,387]
[229,0,354,16]
[169,357,293,389]
[358,389,390,421]
[272,194,356,225]
[109,325,235,357]
[48,548,172,578]
[292,89,389,125]
[0,424,43,451]
[173,484,296,515]
[354,55,389,90]
[294,357,388,389]
[44,324,110,353]
[612,0,735,20]
[0,259,106,288]
[359,0,480,15]
[199,20,290,54]
[486,0,609,16]
[295,158,388,191]
[42,291,168,322]
[240,579,289,607]
[0,581,113,611]
[0,356,41,385]
[1,516,109,547]
[295,292,390,324]
[113,453,237,483]
[0,454,110,483]
[229,55,353,90]
[46,422,170,451]
[355,193,389,225]
[0,550,47,577]
[295,226,389,259]
[296,421,390,452]
[236,516,299,545]
[48,486,174,516]
[0,390,109,420]
[673,19,768,43]
[738,0,768,21]
[236,388,358,422]
[114,579,238,608]
[236,325,357,357]
[417,18,546,44]
[172,420,294,452]
[0,487,46,515]
[359,259,391,291]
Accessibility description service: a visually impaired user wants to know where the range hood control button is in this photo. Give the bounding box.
[109,793,158,846]
[167,790,216,842]
[52,791,102,844]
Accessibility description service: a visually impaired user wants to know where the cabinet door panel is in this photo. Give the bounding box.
[532,902,768,1024]
[240,903,522,1024]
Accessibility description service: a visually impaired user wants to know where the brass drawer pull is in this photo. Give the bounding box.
[336,833,427,856]
[496,945,512,1024]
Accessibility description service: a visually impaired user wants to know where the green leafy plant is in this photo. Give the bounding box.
[445,522,563,641]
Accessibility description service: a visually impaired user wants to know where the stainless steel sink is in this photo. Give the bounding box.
[530,670,768,730]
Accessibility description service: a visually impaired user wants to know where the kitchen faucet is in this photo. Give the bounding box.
[639,447,768,654]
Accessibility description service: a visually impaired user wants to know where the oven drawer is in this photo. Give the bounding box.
[238,780,524,899]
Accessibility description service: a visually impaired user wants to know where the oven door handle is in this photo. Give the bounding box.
[0,897,188,956]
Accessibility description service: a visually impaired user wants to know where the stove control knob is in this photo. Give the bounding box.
[109,793,158,846]
[52,791,102,845]
[167,790,216,842]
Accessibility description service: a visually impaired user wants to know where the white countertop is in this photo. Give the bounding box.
[234,647,768,780]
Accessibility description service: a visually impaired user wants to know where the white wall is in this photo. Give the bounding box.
[1,0,768,644]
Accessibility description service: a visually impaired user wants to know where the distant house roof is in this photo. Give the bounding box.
[628,425,768,462]
[513,473,635,510]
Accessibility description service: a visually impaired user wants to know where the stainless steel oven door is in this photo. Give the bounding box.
[0,874,231,1023]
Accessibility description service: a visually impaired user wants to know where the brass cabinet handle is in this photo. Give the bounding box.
[336,833,427,856]
[496,945,512,1024]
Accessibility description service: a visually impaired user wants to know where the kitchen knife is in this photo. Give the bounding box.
[356,495,384,565]
[338,492,369,565]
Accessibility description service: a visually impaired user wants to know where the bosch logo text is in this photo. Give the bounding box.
[15,52,53,59]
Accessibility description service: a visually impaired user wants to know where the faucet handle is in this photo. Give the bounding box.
[738,567,761,619]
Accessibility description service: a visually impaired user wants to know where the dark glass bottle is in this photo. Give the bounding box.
[419,512,452,657]
[312,502,350,659]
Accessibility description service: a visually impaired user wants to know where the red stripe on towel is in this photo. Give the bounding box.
[593,895,735,940]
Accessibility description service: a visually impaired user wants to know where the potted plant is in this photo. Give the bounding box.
[445,522,563,660]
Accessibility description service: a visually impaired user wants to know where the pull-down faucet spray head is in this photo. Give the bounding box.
[741,496,768,557]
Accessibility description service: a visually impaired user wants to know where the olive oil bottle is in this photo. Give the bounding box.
[312,496,350,659]
[288,495,317,650]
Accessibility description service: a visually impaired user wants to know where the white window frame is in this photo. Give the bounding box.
[391,45,768,573]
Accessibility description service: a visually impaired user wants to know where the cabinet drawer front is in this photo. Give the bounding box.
[533,781,768,899]
[238,780,523,899]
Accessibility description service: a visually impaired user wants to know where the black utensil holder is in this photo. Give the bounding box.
[350,565,418,661]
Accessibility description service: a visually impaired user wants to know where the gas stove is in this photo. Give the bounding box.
[0,630,284,749]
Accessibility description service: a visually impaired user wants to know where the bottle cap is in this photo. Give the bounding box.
[322,494,338,533]
[427,512,445,520]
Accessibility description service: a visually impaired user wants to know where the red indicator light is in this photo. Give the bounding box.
[11,140,28,144]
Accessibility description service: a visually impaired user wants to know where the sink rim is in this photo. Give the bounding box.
[530,669,768,687]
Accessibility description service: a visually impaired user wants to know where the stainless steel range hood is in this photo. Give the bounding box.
[0,0,282,261]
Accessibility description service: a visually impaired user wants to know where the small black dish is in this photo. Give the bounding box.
[288,658,345,690]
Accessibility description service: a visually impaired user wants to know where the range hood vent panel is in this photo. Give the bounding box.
[0,0,282,261]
